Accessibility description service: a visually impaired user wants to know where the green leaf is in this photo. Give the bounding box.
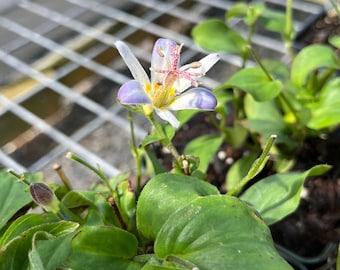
[0,213,59,248]
[243,94,295,147]
[258,8,286,34]
[154,196,292,270]
[306,78,340,129]
[137,173,219,240]
[226,152,258,191]
[192,19,248,56]
[224,67,282,101]
[116,180,136,231]
[240,164,331,225]
[0,220,78,269]
[0,171,37,231]
[67,226,141,270]
[224,124,248,148]
[144,149,167,175]
[176,110,199,127]
[244,2,265,25]
[141,124,175,147]
[329,35,340,49]
[28,232,73,270]
[262,59,290,82]
[183,135,223,173]
[291,45,340,88]
[226,2,248,21]
[61,190,118,226]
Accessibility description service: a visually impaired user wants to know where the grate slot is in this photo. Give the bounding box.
[0,92,120,175]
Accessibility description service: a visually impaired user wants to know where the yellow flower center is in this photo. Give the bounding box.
[145,73,177,109]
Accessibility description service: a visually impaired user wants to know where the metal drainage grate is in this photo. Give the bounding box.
[0,0,325,188]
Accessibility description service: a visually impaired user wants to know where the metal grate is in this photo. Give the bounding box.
[0,0,324,188]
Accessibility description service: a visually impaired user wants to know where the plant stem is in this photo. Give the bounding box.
[7,169,30,185]
[128,111,142,197]
[108,197,127,230]
[284,0,295,59]
[66,152,115,195]
[148,113,181,163]
[316,68,335,91]
[227,135,276,196]
[251,47,303,130]
[250,47,274,81]
[53,163,72,191]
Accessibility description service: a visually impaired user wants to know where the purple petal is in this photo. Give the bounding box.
[155,108,179,128]
[151,38,177,84]
[168,88,217,110]
[118,80,151,105]
[115,41,150,86]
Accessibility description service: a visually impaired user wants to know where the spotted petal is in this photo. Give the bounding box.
[151,38,177,84]
[168,88,217,110]
[115,41,150,86]
[118,80,151,105]
[155,108,180,128]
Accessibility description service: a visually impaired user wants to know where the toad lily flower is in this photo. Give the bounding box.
[116,38,220,128]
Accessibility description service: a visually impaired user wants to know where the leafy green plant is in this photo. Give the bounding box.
[0,9,336,268]
[0,135,331,269]
[192,0,340,168]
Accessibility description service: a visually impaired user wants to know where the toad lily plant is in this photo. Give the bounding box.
[116,38,220,128]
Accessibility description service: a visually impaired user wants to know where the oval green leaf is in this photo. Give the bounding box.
[226,2,248,21]
[137,173,219,240]
[0,170,38,231]
[240,164,331,225]
[226,152,258,191]
[29,232,73,270]
[67,226,141,270]
[183,135,223,173]
[306,78,340,129]
[291,44,340,88]
[154,195,292,270]
[0,213,59,248]
[329,35,340,49]
[192,19,248,55]
[224,67,282,101]
[0,220,78,269]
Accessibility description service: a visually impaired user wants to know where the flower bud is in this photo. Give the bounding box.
[29,183,60,213]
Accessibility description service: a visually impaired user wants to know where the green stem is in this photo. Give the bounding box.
[250,47,274,81]
[128,111,142,197]
[7,169,30,185]
[316,68,335,91]
[66,152,115,195]
[227,135,276,196]
[148,113,181,163]
[251,47,302,130]
[284,0,295,59]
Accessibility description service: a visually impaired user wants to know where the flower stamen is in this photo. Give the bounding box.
[153,43,204,87]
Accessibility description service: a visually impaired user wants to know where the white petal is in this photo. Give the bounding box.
[115,41,150,86]
[155,109,179,128]
[168,88,217,111]
[175,53,220,93]
[193,53,220,75]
